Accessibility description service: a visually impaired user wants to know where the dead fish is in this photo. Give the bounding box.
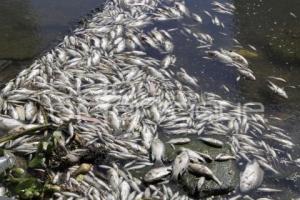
[290,12,297,18]
[107,168,120,191]
[177,71,198,87]
[237,68,256,81]
[108,110,120,131]
[25,102,37,121]
[178,147,207,163]
[198,137,224,148]
[166,138,191,145]
[257,160,279,175]
[257,187,282,193]
[267,76,287,83]
[267,80,288,99]
[192,13,202,23]
[171,150,189,180]
[215,153,236,161]
[150,138,165,166]
[188,163,222,185]
[240,159,264,193]
[143,166,172,183]
[120,180,130,200]
[0,116,24,131]
[206,50,233,64]
[174,2,190,17]
[0,153,15,173]
[197,177,205,191]
[221,49,248,66]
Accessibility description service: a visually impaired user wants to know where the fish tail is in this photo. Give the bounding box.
[213,175,222,186]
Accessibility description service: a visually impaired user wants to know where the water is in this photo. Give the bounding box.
[199,0,300,197]
[0,0,104,83]
[0,0,300,198]
[165,0,300,197]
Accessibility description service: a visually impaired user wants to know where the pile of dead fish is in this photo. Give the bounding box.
[0,0,298,199]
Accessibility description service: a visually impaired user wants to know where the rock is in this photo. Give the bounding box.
[181,158,238,198]
[201,159,238,197]
[166,136,239,198]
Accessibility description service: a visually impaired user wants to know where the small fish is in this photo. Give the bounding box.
[150,138,165,166]
[166,138,191,145]
[0,153,15,173]
[257,187,282,193]
[206,50,233,64]
[188,163,222,185]
[198,137,224,148]
[290,12,297,18]
[120,180,130,200]
[237,68,256,81]
[143,166,172,183]
[267,80,288,99]
[192,13,202,23]
[108,110,120,131]
[267,76,287,83]
[178,147,207,163]
[177,71,198,87]
[215,153,236,161]
[197,177,205,191]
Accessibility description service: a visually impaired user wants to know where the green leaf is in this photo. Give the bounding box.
[28,155,46,168]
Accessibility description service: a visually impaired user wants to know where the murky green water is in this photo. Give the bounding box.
[0,0,103,83]
[0,0,300,198]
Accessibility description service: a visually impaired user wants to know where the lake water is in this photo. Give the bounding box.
[0,0,299,198]
[0,0,104,83]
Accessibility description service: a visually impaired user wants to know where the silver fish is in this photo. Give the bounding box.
[240,160,264,193]
[198,137,224,148]
[171,150,189,180]
[166,138,191,145]
[188,163,222,185]
[144,166,172,183]
[150,138,165,166]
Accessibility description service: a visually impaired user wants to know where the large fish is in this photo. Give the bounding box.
[171,150,189,180]
[240,160,264,193]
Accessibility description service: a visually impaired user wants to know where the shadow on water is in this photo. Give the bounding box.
[0,0,104,84]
